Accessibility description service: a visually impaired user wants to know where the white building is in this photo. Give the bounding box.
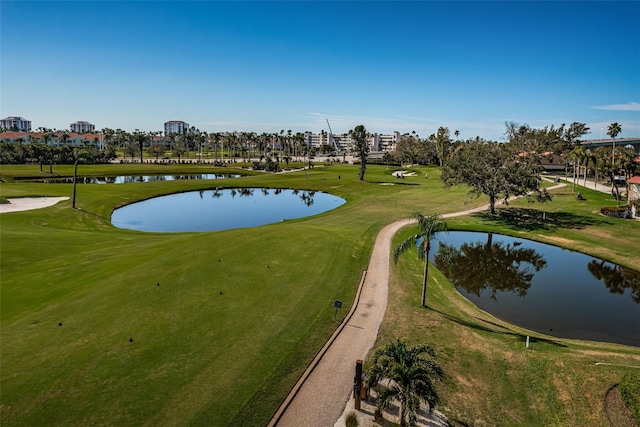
[304,131,400,153]
[372,131,401,152]
[164,120,190,136]
[70,121,95,133]
[1,116,31,132]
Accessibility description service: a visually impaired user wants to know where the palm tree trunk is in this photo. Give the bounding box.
[72,161,78,209]
[422,253,429,307]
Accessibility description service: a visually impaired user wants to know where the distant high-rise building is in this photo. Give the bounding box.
[70,121,95,133]
[164,120,190,136]
[1,116,31,132]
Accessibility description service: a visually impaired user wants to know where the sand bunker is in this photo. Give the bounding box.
[392,170,417,177]
[0,197,70,213]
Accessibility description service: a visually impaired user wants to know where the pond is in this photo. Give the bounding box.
[111,188,345,233]
[23,174,241,184]
[430,231,639,347]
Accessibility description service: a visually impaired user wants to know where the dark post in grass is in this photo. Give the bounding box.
[72,159,78,209]
[354,359,363,410]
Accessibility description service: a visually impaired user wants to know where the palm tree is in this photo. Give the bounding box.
[394,213,448,307]
[607,122,622,168]
[607,122,623,204]
[365,339,443,427]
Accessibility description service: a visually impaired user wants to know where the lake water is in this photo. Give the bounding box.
[111,188,345,233]
[27,174,241,184]
[430,231,639,347]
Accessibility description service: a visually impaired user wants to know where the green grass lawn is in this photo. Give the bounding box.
[1,163,638,426]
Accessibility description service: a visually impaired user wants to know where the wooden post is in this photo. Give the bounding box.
[354,359,363,410]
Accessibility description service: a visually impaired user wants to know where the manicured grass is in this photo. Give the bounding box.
[377,184,640,426]
[1,163,638,426]
[0,163,476,426]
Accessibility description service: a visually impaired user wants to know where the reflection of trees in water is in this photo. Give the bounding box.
[204,187,319,205]
[434,233,547,300]
[300,190,315,207]
[587,260,640,303]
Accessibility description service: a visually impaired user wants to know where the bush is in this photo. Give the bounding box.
[600,206,630,219]
[345,411,359,427]
[619,372,640,423]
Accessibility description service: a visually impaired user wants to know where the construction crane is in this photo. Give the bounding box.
[325,119,340,151]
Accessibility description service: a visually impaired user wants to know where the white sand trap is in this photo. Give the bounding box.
[392,170,417,177]
[0,197,70,213]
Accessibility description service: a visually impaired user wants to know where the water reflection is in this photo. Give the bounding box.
[26,174,240,184]
[588,261,640,303]
[430,231,640,346]
[111,188,342,233]
[434,233,547,300]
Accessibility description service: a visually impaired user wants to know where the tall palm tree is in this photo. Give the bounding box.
[607,122,623,204]
[607,122,622,168]
[132,130,148,163]
[394,213,448,307]
[366,339,443,426]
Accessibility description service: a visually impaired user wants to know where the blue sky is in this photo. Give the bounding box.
[1,1,638,140]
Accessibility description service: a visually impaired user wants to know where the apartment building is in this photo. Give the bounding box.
[70,121,95,133]
[164,120,190,136]
[1,116,31,132]
[304,131,399,153]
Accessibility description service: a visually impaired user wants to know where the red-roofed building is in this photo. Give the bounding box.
[0,131,103,146]
[538,151,565,171]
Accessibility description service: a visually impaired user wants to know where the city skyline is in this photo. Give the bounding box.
[1,1,638,141]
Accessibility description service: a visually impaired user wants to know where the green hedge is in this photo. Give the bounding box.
[619,372,640,425]
[600,206,630,218]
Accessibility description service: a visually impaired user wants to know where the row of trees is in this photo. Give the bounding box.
[0,141,116,168]
[1,127,317,165]
[106,128,314,164]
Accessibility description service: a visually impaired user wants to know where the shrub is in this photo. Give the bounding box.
[619,372,640,423]
[345,411,359,427]
[600,206,630,219]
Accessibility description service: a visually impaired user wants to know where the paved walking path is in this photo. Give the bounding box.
[272,218,412,427]
[271,181,574,427]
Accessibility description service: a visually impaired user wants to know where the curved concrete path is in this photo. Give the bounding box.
[271,181,569,427]
[272,218,412,426]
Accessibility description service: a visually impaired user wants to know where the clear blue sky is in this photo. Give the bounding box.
[1,1,638,140]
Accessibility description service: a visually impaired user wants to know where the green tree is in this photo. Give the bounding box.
[607,122,622,168]
[394,212,448,307]
[147,142,166,161]
[365,339,443,426]
[441,140,551,215]
[395,135,424,165]
[351,124,369,180]
[431,126,452,167]
[606,123,623,204]
[131,130,148,163]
